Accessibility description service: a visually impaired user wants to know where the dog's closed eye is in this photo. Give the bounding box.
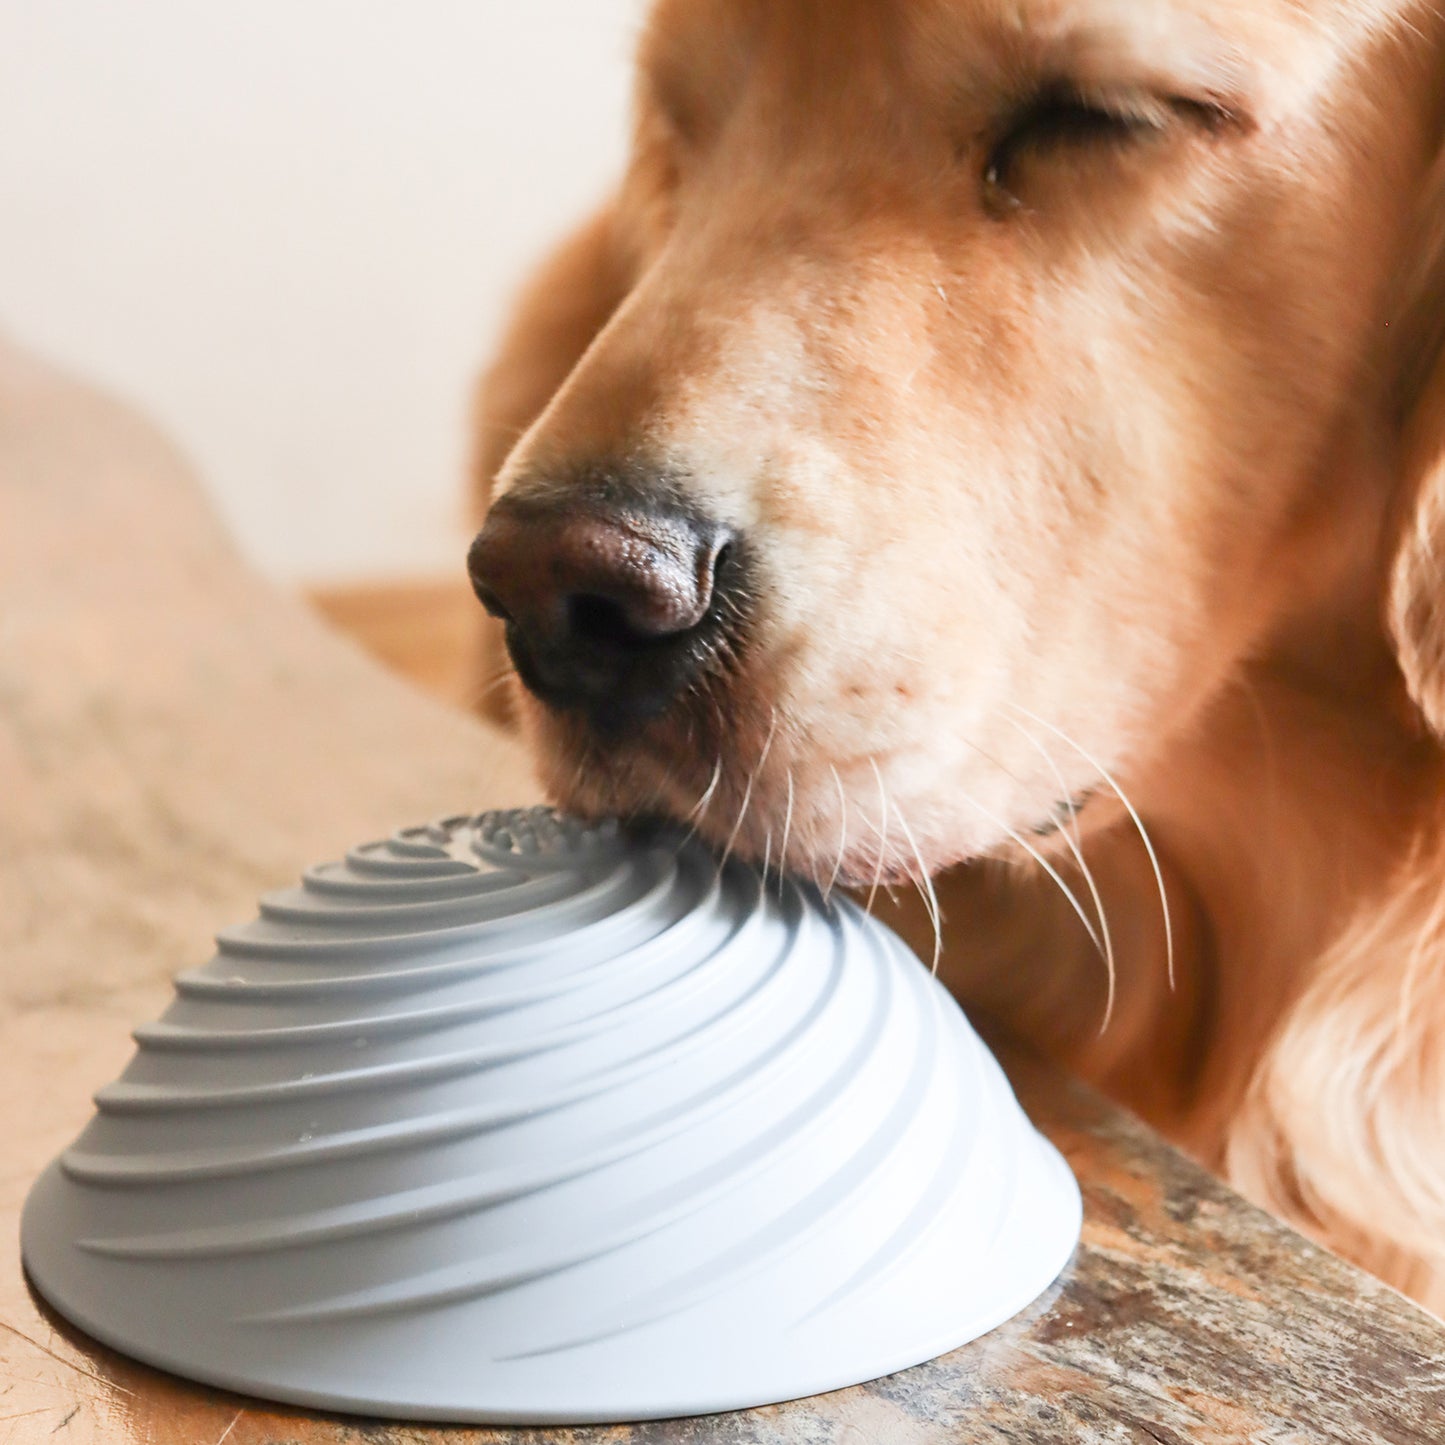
[982,85,1235,209]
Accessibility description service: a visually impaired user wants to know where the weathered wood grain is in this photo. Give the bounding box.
[2,340,1443,1444]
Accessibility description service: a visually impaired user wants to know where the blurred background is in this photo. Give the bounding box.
[0,0,642,589]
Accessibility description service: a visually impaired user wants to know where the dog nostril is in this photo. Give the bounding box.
[468,486,747,726]
[711,539,733,588]
[567,593,650,647]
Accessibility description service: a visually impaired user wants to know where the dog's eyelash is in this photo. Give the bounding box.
[983,92,1158,195]
[982,88,1232,203]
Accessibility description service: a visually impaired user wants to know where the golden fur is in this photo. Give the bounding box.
[472,0,1445,1313]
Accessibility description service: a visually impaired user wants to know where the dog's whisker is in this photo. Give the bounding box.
[476,662,515,690]
[963,787,1107,960]
[1006,716,1118,1033]
[466,664,518,710]
[719,768,756,879]
[687,755,723,824]
[954,732,1031,790]
[1005,702,1175,995]
[758,706,780,770]
[698,680,731,748]
[1005,718,1087,852]
[678,757,724,851]
[865,757,892,918]
[778,768,796,897]
[827,763,849,903]
[719,708,778,876]
[895,801,944,977]
[644,757,683,825]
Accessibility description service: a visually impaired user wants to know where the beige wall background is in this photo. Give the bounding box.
[0,0,642,582]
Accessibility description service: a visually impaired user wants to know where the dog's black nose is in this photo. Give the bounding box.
[468,489,737,729]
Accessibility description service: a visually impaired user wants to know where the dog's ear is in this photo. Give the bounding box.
[1388,147,1445,735]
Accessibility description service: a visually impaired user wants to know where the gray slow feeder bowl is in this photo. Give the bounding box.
[22,807,1080,1424]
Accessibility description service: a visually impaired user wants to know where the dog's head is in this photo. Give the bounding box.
[470,0,1445,886]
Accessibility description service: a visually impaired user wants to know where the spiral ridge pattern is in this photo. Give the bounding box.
[22,807,1080,1423]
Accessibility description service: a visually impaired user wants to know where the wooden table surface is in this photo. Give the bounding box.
[4,1038,1442,1445]
[3,347,1443,1444]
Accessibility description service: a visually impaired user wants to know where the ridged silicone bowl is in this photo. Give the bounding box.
[22,807,1080,1424]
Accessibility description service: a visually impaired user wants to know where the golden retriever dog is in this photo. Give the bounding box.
[466,0,1445,1313]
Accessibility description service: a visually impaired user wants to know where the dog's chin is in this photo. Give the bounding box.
[513,680,1113,890]
[519,693,717,824]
